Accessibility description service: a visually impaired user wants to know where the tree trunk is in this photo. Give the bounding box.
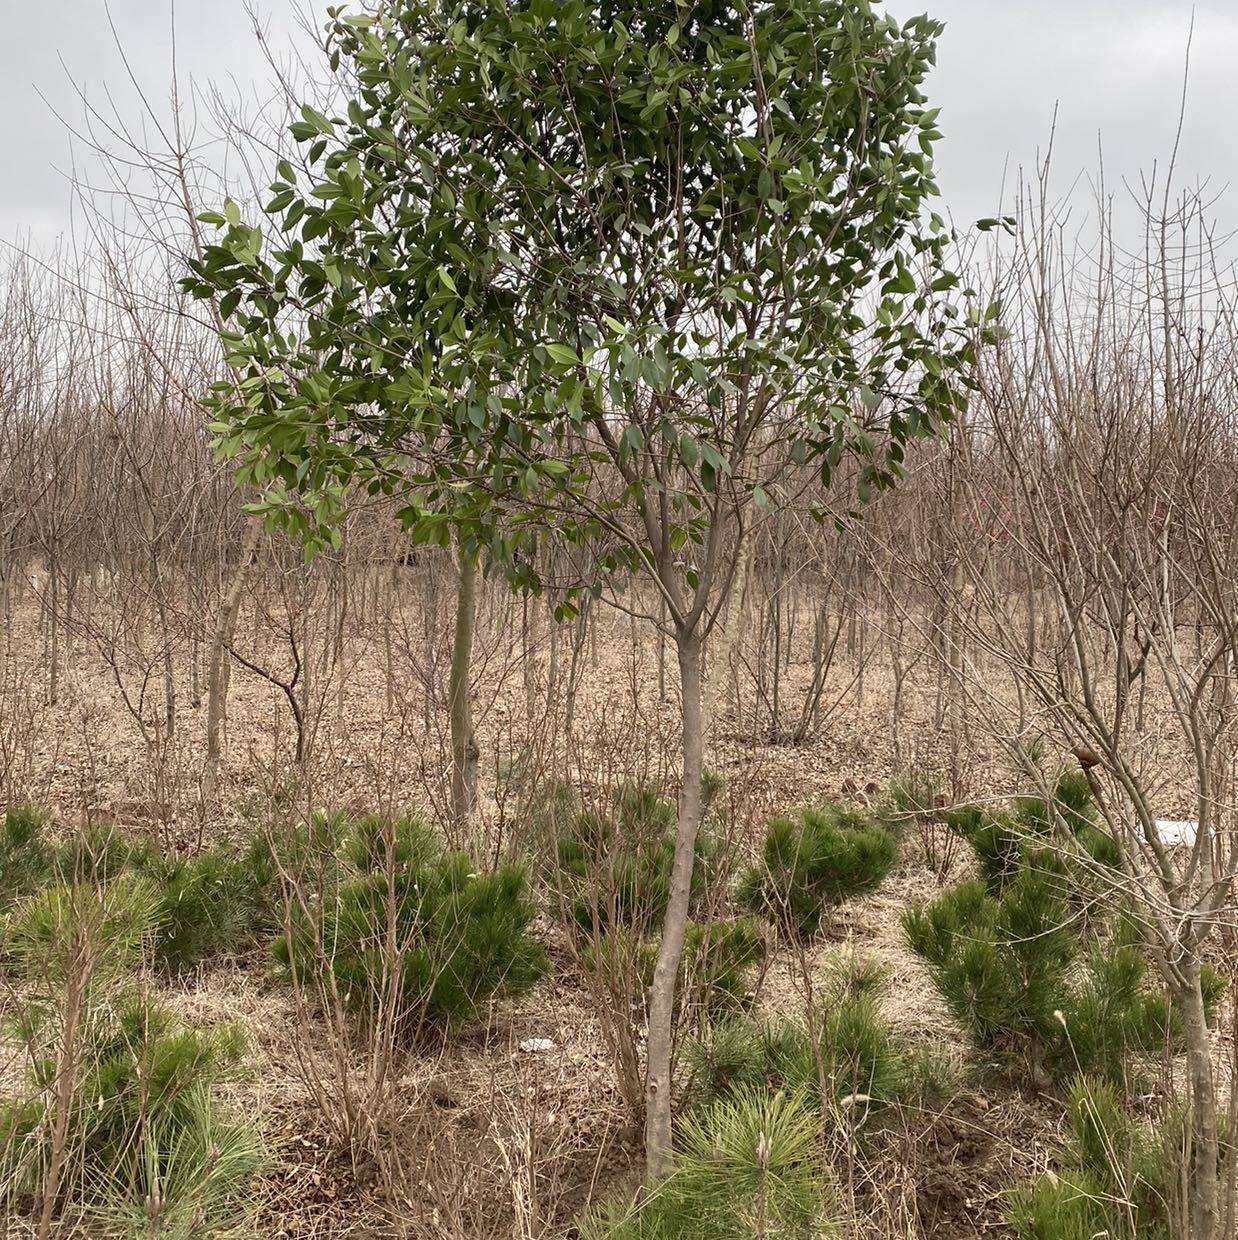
[1181,964,1221,1240]
[563,599,589,740]
[156,584,176,739]
[657,598,667,702]
[190,631,202,710]
[947,556,965,791]
[644,630,704,1178]
[46,547,60,706]
[37,954,85,1240]
[704,530,752,731]
[334,548,348,732]
[202,518,261,807]
[449,544,479,827]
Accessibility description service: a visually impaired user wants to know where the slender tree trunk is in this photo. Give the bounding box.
[657,598,667,702]
[190,631,202,709]
[705,530,752,731]
[298,582,313,761]
[156,586,176,738]
[47,546,60,706]
[522,592,536,723]
[385,562,397,717]
[1181,964,1221,1240]
[771,540,784,736]
[37,957,85,1240]
[449,544,479,827]
[334,548,348,732]
[422,559,438,736]
[563,600,589,740]
[855,616,866,706]
[947,556,965,789]
[547,604,560,706]
[645,629,704,1178]
[202,518,261,807]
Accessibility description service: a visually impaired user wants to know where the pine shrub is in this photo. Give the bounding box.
[6,870,161,982]
[548,777,752,1042]
[0,877,260,1235]
[582,1087,830,1240]
[1064,916,1226,1084]
[0,803,54,911]
[55,822,155,885]
[274,811,547,1032]
[90,1092,263,1239]
[0,995,254,1234]
[51,994,245,1163]
[50,827,267,973]
[680,917,766,1014]
[0,812,340,975]
[902,871,1076,1076]
[944,770,1119,894]
[903,784,1224,1087]
[236,809,351,939]
[142,848,252,974]
[738,803,897,938]
[685,960,956,1132]
[1007,1076,1172,1240]
[585,917,766,1018]
[881,770,942,833]
[551,781,718,933]
[510,769,579,844]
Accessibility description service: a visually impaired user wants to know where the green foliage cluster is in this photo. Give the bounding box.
[942,770,1118,894]
[0,814,274,973]
[685,960,955,1135]
[237,807,352,939]
[185,0,972,582]
[676,918,766,1016]
[550,780,720,933]
[903,773,1223,1086]
[274,811,547,1032]
[585,916,766,1021]
[738,803,898,938]
[1007,1076,1175,1240]
[0,804,55,911]
[0,806,549,1034]
[5,868,161,981]
[550,778,765,1015]
[583,1087,831,1240]
[880,771,941,826]
[0,876,261,1237]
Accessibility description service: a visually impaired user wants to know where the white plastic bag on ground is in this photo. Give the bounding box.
[1153,820,1198,847]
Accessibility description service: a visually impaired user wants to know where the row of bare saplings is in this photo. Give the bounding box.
[0,252,973,829]
[1,186,1237,1234]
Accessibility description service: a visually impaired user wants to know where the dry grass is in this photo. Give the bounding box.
[0,588,1225,1237]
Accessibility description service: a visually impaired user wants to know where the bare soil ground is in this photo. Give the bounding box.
[0,592,1222,1237]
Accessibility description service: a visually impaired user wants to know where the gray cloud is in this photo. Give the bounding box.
[0,0,307,245]
[889,0,1238,234]
[4,1,1236,248]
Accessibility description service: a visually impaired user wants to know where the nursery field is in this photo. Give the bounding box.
[0,597,1048,1237]
[2,2,1237,1237]
[0,573,1230,1239]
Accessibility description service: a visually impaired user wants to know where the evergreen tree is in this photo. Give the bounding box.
[739,803,897,938]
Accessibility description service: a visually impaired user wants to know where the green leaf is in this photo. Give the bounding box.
[544,343,580,367]
[300,104,335,136]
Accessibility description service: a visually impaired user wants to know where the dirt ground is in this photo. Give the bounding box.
[0,589,1224,1237]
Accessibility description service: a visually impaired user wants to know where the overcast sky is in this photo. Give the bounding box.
[3,1,1236,248]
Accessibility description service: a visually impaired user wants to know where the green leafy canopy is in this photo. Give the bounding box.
[186,0,973,595]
